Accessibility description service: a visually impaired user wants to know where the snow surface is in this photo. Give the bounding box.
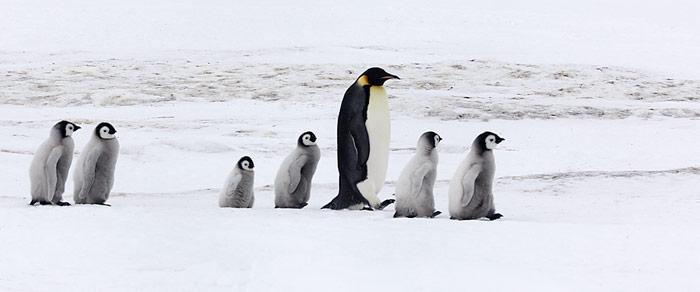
[1,0,700,291]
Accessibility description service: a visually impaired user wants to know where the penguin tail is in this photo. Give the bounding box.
[322,193,360,210]
[321,197,342,209]
[486,213,503,221]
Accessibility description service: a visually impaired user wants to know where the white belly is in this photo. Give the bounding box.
[357,86,390,207]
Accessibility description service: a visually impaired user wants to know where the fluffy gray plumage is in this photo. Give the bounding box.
[393,131,441,218]
[274,131,321,208]
[29,120,80,206]
[73,122,119,205]
[448,131,505,220]
[219,156,255,208]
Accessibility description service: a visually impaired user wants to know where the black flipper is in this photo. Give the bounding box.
[431,210,442,218]
[377,199,395,210]
[486,213,503,220]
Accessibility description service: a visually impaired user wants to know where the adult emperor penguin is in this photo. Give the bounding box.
[448,131,505,220]
[219,156,255,208]
[322,67,399,210]
[274,131,321,208]
[394,131,442,218]
[73,122,119,206]
[29,120,81,206]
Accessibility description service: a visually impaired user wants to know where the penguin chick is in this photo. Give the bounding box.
[274,131,321,208]
[448,131,505,220]
[219,156,255,208]
[29,120,81,206]
[73,122,119,206]
[394,131,442,218]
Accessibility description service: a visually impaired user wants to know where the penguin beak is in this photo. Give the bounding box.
[381,74,400,80]
[74,125,81,130]
[496,137,505,144]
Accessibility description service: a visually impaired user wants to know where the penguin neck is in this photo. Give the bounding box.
[50,130,66,140]
[470,142,489,156]
[417,143,436,156]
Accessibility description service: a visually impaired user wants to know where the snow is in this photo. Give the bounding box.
[1,0,700,291]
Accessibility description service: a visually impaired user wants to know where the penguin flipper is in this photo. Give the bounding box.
[349,116,370,171]
[283,155,306,195]
[44,146,63,202]
[77,150,101,201]
[460,163,482,208]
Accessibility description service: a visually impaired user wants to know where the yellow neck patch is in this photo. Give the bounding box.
[357,75,370,87]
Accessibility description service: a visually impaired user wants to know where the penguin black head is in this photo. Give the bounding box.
[297,131,318,147]
[95,122,117,140]
[474,131,505,152]
[54,120,81,138]
[419,131,442,150]
[358,67,400,86]
[237,156,255,171]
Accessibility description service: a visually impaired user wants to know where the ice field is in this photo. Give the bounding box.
[1,0,699,291]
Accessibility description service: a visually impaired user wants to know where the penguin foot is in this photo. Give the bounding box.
[39,201,52,205]
[361,206,374,211]
[299,202,308,208]
[486,213,503,221]
[431,211,442,218]
[56,201,71,206]
[377,199,395,210]
[96,203,111,207]
[29,199,38,206]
